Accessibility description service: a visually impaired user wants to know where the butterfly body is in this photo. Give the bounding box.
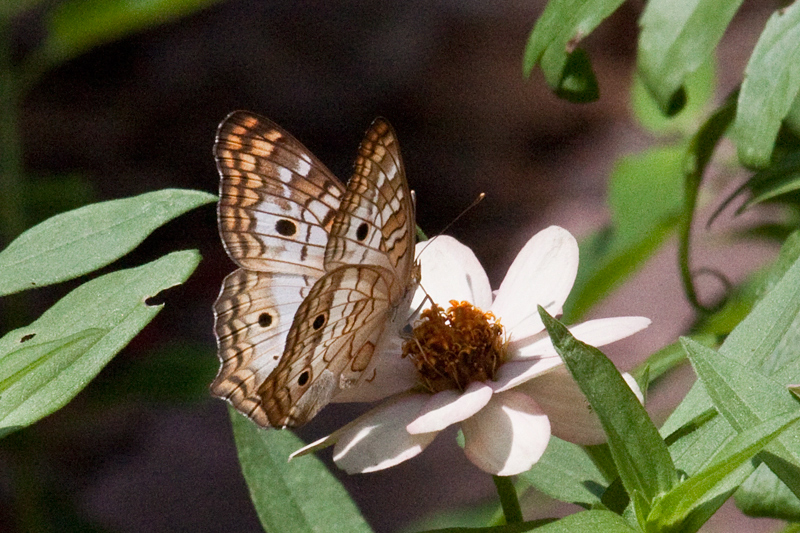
[212,111,417,428]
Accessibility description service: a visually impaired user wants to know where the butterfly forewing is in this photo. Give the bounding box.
[215,111,346,276]
[326,118,416,285]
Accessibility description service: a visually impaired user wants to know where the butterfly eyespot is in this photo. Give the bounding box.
[258,312,273,328]
[275,219,297,236]
[313,314,326,330]
[298,369,311,386]
[356,222,369,241]
[20,333,35,343]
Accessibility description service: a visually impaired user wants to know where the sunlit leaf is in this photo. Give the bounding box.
[0,189,215,297]
[0,250,200,437]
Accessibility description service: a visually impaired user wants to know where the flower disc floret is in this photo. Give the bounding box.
[403,300,506,393]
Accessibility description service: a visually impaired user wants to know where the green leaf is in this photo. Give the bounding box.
[637,0,742,115]
[563,145,684,321]
[539,308,677,505]
[522,0,626,95]
[0,250,200,437]
[632,56,715,135]
[520,436,609,508]
[41,0,224,65]
[0,189,215,297]
[523,510,637,532]
[734,2,800,168]
[735,462,800,520]
[230,410,372,533]
[660,230,800,473]
[648,409,800,530]
[717,150,800,216]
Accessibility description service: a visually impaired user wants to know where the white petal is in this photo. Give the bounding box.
[516,367,643,445]
[491,355,563,393]
[412,236,492,311]
[491,226,579,336]
[510,316,651,361]
[331,393,437,473]
[406,382,493,434]
[461,391,551,476]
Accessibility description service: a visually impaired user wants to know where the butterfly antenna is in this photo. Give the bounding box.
[417,192,485,257]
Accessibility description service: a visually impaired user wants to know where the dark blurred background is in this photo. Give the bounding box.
[0,1,786,531]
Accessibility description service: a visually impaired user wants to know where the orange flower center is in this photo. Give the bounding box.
[402,301,507,393]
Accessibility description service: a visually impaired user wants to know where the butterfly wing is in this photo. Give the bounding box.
[213,111,348,425]
[215,110,346,277]
[326,118,416,285]
[257,118,419,427]
[211,268,318,427]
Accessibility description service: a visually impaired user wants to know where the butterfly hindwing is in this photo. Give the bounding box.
[211,268,317,427]
[258,265,394,427]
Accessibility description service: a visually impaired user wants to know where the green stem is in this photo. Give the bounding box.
[679,91,739,314]
[492,475,523,524]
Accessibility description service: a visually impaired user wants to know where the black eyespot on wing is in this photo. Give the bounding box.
[356,222,369,241]
[20,333,35,343]
[313,314,326,330]
[298,369,310,386]
[258,312,273,328]
[275,219,297,236]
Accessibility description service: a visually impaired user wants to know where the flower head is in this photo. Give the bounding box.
[293,226,650,476]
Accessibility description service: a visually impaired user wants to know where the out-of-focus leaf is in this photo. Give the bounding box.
[41,0,224,65]
[0,250,201,438]
[540,308,677,506]
[520,436,609,508]
[522,0,626,99]
[564,145,684,321]
[735,462,800,521]
[714,150,800,219]
[637,0,742,115]
[734,2,800,168]
[0,189,215,297]
[230,410,372,533]
[632,56,715,134]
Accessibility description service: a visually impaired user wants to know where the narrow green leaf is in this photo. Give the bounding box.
[522,0,626,93]
[520,436,609,508]
[230,410,372,533]
[539,308,677,504]
[524,510,637,532]
[637,0,742,114]
[735,462,800,520]
[42,0,224,65]
[416,520,556,533]
[649,410,800,529]
[0,189,215,296]
[734,2,800,168]
[563,145,684,321]
[0,250,200,437]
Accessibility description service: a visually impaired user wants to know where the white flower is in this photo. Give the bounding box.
[293,226,650,476]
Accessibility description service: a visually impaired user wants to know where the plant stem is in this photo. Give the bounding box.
[492,475,523,524]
